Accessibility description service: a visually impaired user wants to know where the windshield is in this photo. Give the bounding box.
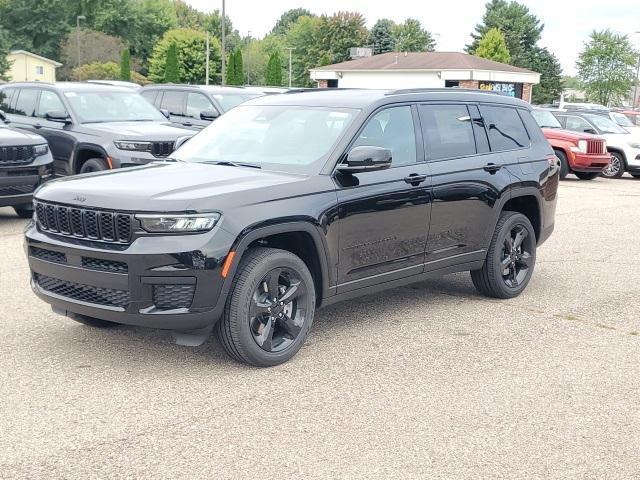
[584,113,628,134]
[212,93,262,112]
[172,105,357,171]
[532,110,561,128]
[611,112,635,127]
[64,91,166,123]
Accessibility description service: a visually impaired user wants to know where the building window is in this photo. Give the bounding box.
[35,65,44,75]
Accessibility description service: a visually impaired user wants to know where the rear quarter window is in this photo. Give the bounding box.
[480,105,530,152]
[518,109,548,145]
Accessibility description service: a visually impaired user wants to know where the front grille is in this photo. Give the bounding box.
[0,183,35,196]
[35,201,132,244]
[587,139,605,155]
[82,257,128,273]
[153,284,195,310]
[35,273,129,308]
[151,141,174,157]
[0,146,34,166]
[30,247,67,264]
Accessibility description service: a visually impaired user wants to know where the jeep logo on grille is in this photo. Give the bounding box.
[73,195,87,203]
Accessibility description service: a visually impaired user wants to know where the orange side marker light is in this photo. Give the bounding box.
[221,251,236,278]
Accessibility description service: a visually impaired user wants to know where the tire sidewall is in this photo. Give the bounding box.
[602,152,625,178]
[555,150,569,179]
[80,158,108,174]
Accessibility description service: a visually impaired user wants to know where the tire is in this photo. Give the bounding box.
[79,158,108,174]
[631,174,640,179]
[554,150,569,179]
[216,247,316,367]
[574,172,599,180]
[601,152,625,178]
[13,203,34,219]
[471,211,536,299]
[70,314,120,328]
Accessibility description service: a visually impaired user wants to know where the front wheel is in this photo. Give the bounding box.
[79,158,109,174]
[216,247,316,367]
[601,152,625,178]
[574,172,599,180]
[555,150,570,180]
[471,211,536,299]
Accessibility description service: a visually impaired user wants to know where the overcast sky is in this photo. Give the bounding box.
[184,0,639,76]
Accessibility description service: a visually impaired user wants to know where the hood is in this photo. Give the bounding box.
[0,125,46,146]
[541,127,600,142]
[35,162,311,212]
[78,121,196,140]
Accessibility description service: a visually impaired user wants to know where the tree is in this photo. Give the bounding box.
[233,48,244,85]
[368,19,395,55]
[475,27,510,64]
[525,46,563,104]
[392,19,436,52]
[0,27,12,81]
[466,0,543,67]
[58,29,127,80]
[285,15,320,87]
[265,52,283,86]
[226,50,237,85]
[148,28,221,84]
[120,49,131,81]
[163,42,179,83]
[70,60,148,84]
[271,8,313,35]
[316,11,369,64]
[577,30,638,106]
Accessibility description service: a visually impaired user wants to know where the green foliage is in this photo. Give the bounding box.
[466,0,543,67]
[148,28,221,84]
[163,42,179,83]
[285,15,322,88]
[392,19,436,52]
[271,8,313,35]
[368,19,395,54]
[265,52,283,86]
[562,76,582,89]
[525,47,563,104]
[234,48,244,85]
[317,12,369,64]
[58,29,127,80]
[577,29,638,106]
[70,60,147,84]
[120,49,131,81]
[475,27,510,64]
[226,50,237,85]
[0,26,12,81]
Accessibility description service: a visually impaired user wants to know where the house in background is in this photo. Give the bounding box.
[6,50,62,82]
[310,51,540,102]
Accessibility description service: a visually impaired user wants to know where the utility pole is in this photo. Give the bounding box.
[76,15,86,78]
[221,0,226,85]
[634,31,640,110]
[246,31,251,85]
[286,47,294,88]
[205,32,210,85]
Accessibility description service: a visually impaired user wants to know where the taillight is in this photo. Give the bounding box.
[547,154,558,167]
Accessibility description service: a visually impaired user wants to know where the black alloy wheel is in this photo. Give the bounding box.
[500,224,534,289]
[249,267,308,352]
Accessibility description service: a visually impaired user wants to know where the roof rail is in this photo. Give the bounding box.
[283,87,362,94]
[386,87,506,96]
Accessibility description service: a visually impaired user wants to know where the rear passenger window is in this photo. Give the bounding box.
[140,90,158,105]
[419,104,476,160]
[13,89,39,117]
[353,105,417,166]
[0,88,15,113]
[159,91,185,115]
[480,105,530,151]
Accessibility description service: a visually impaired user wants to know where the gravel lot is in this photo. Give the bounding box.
[1,178,639,479]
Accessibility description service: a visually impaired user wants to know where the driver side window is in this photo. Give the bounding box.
[566,116,593,132]
[353,106,417,166]
[36,90,66,118]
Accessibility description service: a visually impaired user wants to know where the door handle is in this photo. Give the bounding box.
[183,122,193,127]
[403,173,428,186]
[483,163,502,174]
[34,123,43,129]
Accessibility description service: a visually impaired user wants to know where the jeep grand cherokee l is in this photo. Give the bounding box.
[25,89,558,366]
[0,109,53,217]
[0,82,195,176]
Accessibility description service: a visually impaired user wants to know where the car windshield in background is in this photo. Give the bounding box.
[610,112,635,127]
[532,110,562,128]
[213,93,263,112]
[583,113,627,134]
[172,105,357,171]
[64,91,166,123]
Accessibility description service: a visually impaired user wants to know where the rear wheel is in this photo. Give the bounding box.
[471,211,536,299]
[79,158,108,174]
[13,203,34,219]
[601,152,625,178]
[70,314,120,328]
[574,172,599,180]
[216,247,316,367]
[555,150,569,179]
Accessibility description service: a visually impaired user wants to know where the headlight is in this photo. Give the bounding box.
[114,140,152,152]
[628,142,640,149]
[34,144,49,156]
[136,213,221,233]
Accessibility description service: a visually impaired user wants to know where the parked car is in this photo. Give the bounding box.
[25,88,558,366]
[552,110,640,179]
[615,109,640,126]
[0,109,53,217]
[0,82,196,175]
[531,109,610,180]
[140,84,263,130]
[86,80,141,90]
[562,102,609,111]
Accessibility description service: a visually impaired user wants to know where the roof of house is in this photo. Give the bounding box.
[310,51,535,74]
[8,50,62,67]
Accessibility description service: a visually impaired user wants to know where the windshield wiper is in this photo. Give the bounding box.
[202,160,261,169]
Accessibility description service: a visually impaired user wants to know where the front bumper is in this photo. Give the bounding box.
[570,152,611,172]
[25,223,235,330]
[0,155,53,207]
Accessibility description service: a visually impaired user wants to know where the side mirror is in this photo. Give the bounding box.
[0,109,6,122]
[200,109,220,121]
[584,128,597,135]
[46,110,71,124]
[338,146,392,174]
[174,135,192,150]
[160,108,171,120]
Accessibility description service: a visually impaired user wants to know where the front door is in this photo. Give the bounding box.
[35,89,75,176]
[335,104,432,292]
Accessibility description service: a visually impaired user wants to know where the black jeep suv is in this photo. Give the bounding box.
[25,89,559,366]
[0,110,53,217]
[0,82,194,176]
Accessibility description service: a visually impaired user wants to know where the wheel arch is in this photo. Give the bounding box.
[607,147,627,164]
[496,188,542,242]
[72,144,110,174]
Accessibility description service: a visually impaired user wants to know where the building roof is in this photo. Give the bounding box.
[310,51,535,74]
[9,50,62,67]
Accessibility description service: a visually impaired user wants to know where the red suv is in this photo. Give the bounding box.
[532,109,610,180]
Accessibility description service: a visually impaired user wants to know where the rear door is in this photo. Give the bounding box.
[6,87,40,132]
[157,89,188,127]
[184,91,217,129]
[35,89,75,176]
